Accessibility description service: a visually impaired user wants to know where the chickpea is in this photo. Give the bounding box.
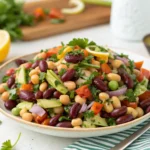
[71,118,83,127]
[64,81,76,91]
[82,70,91,78]
[1,91,9,102]
[22,112,33,122]
[75,95,86,105]
[47,61,56,70]
[127,107,138,118]
[57,64,68,72]
[74,126,81,129]
[35,66,40,71]
[135,107,144,118]
[68,63,76,69]
[133,69,140,77]
[99,92,109,102]
[31,74,39,84]
[107,73,121,82]
[39,82,48,92]
[0,83,7,94]
[29,69,39,77]
[92,59,100,66]
[53,106,64,114]
[59,95,70,105]
[111,96,121,108]
[20,108,28,117]
[34,52,47,60]
[104,102,113,113]
[112,60,123,68]
[89,68,98,72]
[76,78,86,86]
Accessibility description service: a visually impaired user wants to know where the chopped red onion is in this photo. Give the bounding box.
[116,56,129,65]
[79,103,87,113]
[87,101,94,109]
[107,87,127,97]
[30,104,46,117]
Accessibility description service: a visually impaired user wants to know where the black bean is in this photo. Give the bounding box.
[19,90,36,102]
[7,77,15,88]
[49,114,61,126]
[56,121,72,128]
[116,114,133,125]
[4,100,17,110]
[69,103,81,119]
[15,59,27,66]
[65,54,83,63]
[61,69,75,82]
[39,60,48,72]
[93,77,108,92]
[43,88,55,99]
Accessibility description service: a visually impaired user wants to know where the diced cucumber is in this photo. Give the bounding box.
[82,121,96,128]
[37,99,62,108]
[17,101,33,110]
[17,67,27,84]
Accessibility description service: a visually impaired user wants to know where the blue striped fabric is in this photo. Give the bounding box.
[65,119,150,150]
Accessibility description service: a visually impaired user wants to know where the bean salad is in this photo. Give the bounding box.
[0,38,150,128]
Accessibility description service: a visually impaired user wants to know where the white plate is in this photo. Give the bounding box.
[0,48,150,138]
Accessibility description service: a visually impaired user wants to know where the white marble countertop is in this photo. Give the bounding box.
[0,24,149,150]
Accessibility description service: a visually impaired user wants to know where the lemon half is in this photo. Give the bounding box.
[62,0,85,15]
[0,30,10,62]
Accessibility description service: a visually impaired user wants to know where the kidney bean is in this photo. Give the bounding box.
[43,88,55,99]
[69,103,81,119]
[4,100,17,110]
[49,114,61,126]
[31,60,40,69]
[111,106,127,118]
[53,91,61,99]
[7,77,15,88]
[19,90,36,102]
[39,60,48,72]
[35,91,43,99]
[6,68,15,76]
[116,114,133,125]
[93,77,108,92]
[15,59,27,66]
[101,111,111,118]
[146,106,150,113]
[65,54,83,63]
[56,121,72,128]
[61,69,75,82]
[140,98,150,109]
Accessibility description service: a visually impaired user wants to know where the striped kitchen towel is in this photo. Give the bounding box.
[65,119,150,150]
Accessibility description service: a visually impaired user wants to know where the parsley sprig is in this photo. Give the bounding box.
[0,133,21,150]
[125,89,136,102]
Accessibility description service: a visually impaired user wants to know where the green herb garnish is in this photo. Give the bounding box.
[107,118,116,126]
[83,111,94,119]
[125,89,136,102]
[9,88,18,100]
[67,50,84,56]
[58,68,67,76]
[39,72,46,82]
[33,84,39,92]
[59,116,70,122]
[2,76,10,83]
[49,54,58,62]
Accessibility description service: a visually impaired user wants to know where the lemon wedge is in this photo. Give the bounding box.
[61,0,85,15]
[0,30,10,62]
[82,0,112,6]
[86,46,109,63]
[57,46,73,59]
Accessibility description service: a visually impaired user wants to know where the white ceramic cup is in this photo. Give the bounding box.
[110,0,150,41]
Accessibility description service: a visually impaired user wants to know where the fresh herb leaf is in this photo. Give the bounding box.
[2,76,10,83]
[64,106,70,114]
[58,47,65,55]
[50,19,65,24]
[67,50,84,56]
[54,80,61,86]
[59,116,70,122]
[58,68,67,76]
[75,67,84,78]
[83,111,94,119]
[9,89,18,100]
[33,84,39,92]
[3,85,9,91]
[119,53,128,58]
[49,54,58,62]
[40,49,48,53]
[69,91,75,99]
[68,38,96,49]
[89,86,100,102]
[82,55,93,63]
[125,89,136,102]
[79,62,100,69]
[39,72,46,82]
[128,60,135,73]
[0,133,21,150]
[107,118,116,126]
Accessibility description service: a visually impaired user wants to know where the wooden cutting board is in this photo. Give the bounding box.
[22,0,111,41]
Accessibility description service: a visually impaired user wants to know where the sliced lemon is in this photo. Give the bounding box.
[57,46,73,59]
[86,46,109,63]
[82,0,112,6]
[0,30,10,62]
[61,0,85,15]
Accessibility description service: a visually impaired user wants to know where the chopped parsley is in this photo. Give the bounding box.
[3,85,9,91]
[54,80,61,86]
[58,47,65,55]
[119,53,128,58]
[89,86,100,102]
[125,89,136,102]
[49,54,58,62]
[67,50,84,56]
[59,116,70,122]
[9,89,18,100]
[82,55,93,63]
[69,91,75,99]
[75,67,85,78]
[40,49,48,53]
[39,72,46,82]
[83,111,95,119]
[128,60,135,73]
[33,84,39,92]
[2,76,10,83]
[107,118,116,126]
[58,68,67,76]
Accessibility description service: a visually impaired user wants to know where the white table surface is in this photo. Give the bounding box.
[0,24,149,150]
